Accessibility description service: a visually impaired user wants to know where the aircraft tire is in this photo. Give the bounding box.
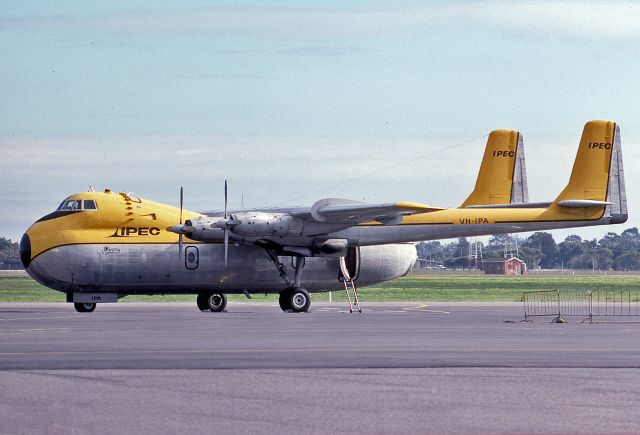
[279,289,292,311]
[196,293,210,312]
[207,292,227,312]
[74,302,96,313]
[289,287,310,313]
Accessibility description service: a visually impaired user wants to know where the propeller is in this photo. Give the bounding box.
[214,179,242,268]
[178,186,184,260]
[167,187,190,261]
[223,180,229,268]
[168,181,240,268]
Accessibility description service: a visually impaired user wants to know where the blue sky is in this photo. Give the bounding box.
[1,1,639,242]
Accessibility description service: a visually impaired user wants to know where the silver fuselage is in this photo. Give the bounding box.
[27,242,416,296]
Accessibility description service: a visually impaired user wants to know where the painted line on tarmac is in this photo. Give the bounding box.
[402,304,451,314]
[14,328,71,333]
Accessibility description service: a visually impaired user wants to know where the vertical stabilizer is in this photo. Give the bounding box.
[553,120,627,224]
[461,129,529,207]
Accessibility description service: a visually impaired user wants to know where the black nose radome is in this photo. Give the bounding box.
[19,233,31,268]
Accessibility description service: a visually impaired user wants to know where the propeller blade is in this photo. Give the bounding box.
[224,229,229,268]
[179,186,184,224]
[224,180,228,219]
[178,186,184,261]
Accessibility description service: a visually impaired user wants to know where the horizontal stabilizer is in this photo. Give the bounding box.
[461,129,528,207]
[465,201,552,209]
[557,200,611,208]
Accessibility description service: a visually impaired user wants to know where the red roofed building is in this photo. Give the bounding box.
[483,257,527,275]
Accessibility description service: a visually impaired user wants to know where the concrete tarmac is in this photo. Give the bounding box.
[2,302,640,434]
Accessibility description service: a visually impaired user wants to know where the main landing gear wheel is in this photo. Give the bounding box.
[74,302,96,313]
[279,290,292,311]
[197,292,227,312]
[279,287,310,313]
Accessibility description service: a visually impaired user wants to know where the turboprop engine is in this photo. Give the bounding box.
[165,183,361,265]
[217,212,303,237]
[174,212,304,241]
[169,215,350,257]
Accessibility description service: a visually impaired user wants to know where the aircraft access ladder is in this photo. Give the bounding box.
[339,256,362,313]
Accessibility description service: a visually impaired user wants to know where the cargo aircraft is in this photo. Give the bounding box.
[20,120,626,313]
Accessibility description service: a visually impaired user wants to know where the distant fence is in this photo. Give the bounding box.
[522,289,640,323]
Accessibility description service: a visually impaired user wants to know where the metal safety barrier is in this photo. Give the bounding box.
[591,290,640,318]
[522,289,640,323]
[522,290,562,320]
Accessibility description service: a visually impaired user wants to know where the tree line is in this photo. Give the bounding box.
[0,237,20,267]
[417,228,640,271]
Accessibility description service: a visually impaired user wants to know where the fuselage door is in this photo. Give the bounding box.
[338,246,360,282]
[185,246,199,270]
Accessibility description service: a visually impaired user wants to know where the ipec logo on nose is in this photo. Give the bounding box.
[109,227,161,237]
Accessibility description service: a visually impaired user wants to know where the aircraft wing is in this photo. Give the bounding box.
[308,198,444,225]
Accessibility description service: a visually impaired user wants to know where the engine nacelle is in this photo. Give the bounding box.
[317,239,348,256]
[179,213,305,242]
[230,212,303,237]
[182,217,222,241]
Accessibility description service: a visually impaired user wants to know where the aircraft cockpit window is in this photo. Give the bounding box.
[56,199,98,211]
[58,200,81,211]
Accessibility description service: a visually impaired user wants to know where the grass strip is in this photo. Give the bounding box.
[1,275,638,303]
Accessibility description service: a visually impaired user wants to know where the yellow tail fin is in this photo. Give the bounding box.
[553,120,627,223]
[461,129,528,207]
[554,120,616,203]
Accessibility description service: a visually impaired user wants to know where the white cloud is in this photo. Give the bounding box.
[467,1,640,41]
[3,2,640,41]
